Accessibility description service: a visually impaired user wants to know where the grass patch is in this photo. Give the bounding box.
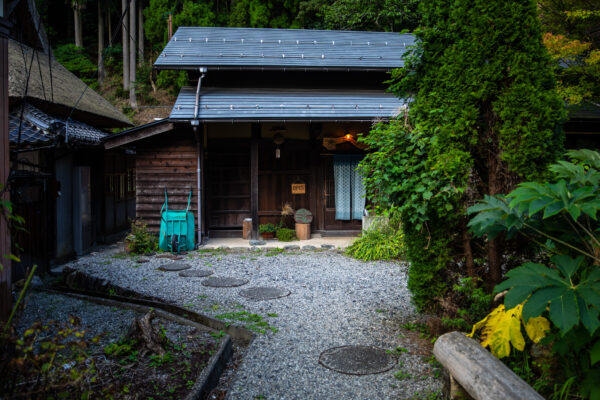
[214,311,278,334]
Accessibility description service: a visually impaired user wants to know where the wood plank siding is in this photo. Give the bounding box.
[136,133,198,233]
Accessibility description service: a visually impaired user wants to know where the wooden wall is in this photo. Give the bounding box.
[136,132,198,233]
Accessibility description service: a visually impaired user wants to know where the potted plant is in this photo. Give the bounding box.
[259,223,277,239]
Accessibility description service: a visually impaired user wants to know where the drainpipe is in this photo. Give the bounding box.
[191,67,207,246]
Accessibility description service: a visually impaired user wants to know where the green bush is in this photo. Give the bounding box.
[345,214,404,261]
[126,220,158,255]
[156,70,188,96]
[258,223,276,234]
[53,44,96,86]
[276,228,296,242]
[441,277,492,331]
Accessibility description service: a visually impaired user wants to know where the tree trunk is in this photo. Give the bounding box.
[129,0,137,108]
[97,1,105,84]
[462,218,475,277]
[487,147,502,286]
[73,2,83,47]
[122,0,130,91]
[108,8,112,46]
[138,0,144,62]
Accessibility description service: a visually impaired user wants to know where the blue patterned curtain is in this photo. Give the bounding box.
[333,155,365,220]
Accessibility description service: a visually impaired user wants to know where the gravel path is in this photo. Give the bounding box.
[66,247,443,399]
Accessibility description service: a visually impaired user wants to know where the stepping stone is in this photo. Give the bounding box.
[319,345,396,375]
[136,258,150,263]
[156,254,172,259]
[158,262,192,272]
[178,269,213,278]
[249,240,266,246]
[321,244,335,249]
[284,245,300,250]
[202,277,249,288]
[239,286,291,301]
[302,245,317,250]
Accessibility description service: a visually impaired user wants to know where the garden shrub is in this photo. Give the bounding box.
[53,44,96,86]
[275,228,296,242]
[441,277,493,331]
[345,212,405,261]
[126,220,158,255]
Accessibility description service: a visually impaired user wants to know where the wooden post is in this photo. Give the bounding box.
[309,123,321,231]
[433,332,544,400]
[0,11,12,322]
[250,123,260,240]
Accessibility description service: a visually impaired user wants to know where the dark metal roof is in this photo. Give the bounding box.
[155,27,414,71]
[170,87,407,121]
[9,103,107,146]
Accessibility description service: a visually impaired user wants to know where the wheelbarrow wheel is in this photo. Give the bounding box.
[171,234,179,254]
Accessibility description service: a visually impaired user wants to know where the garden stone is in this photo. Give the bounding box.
[319,345,396,375]
[302,245,317,250]
[31,275,44,288]
[202,277,249,287]
[249,240,266,246]
[158,263,192,272]
[239,286,291,300]
[136,258,150,263]
[321,244,335,249]
[178,269,213,278]
[284,245,300,250]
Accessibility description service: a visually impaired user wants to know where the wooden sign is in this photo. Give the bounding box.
[291,183,306,194]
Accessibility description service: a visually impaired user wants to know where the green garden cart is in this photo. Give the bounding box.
[159,187,195,253]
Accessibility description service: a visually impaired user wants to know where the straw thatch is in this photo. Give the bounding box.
[8,39,131,128]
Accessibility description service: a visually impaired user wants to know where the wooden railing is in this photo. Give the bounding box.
[433,332,545,400]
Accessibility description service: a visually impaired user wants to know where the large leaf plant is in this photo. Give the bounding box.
[467,149,600,399]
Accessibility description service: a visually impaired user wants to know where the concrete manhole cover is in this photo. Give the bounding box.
[158,262,191,272]
[318,345,396,375]
[202,277,249,288]
[178,269,213,278]
[239,286,291,300]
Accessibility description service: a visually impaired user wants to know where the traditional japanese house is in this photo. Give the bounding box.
[105,27,410,241]
[6,2,133,275]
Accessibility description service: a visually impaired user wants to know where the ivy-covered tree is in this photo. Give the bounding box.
[361,0,566,311]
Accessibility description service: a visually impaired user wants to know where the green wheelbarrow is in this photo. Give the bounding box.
[159,187,195,253]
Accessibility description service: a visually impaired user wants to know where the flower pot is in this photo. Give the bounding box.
[261,232,275,240]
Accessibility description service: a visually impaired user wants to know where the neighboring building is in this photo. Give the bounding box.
[6,1,133,275]
[105,27,411,241]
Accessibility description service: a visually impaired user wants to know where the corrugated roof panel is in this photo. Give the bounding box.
[170,87,407,120]
[155,27,414,70]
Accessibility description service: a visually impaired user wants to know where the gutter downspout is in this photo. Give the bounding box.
[191,67,206,246]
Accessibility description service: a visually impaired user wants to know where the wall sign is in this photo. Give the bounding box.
[291,183,306,194]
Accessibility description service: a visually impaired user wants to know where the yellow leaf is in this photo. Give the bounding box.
[523,315,550,343]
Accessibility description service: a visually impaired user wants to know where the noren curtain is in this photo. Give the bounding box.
[333,155,365,221]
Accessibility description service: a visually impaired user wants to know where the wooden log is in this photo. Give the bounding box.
[433,332,544,400]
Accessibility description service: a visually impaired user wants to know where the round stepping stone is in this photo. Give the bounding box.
[178,269,213,278]
[202,277,249,288]
[239,286,291,301]
[136,258,150,263]
[158,262,191,272]
[318,345,396,375]
[156,254,172,259]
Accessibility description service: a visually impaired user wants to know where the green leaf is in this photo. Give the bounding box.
[576,293,600,335]
[522,287,565,321]
[551,255,583,280]
[548,290,579,335]
[591,340,600,366]
[542,200,564,219]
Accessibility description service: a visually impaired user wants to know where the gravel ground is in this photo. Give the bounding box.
[65,246,444,399]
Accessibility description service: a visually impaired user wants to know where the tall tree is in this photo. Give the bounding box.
[138,0,144,62]
[129,0,137,107]
[122,0,130,91]
[365,0,566,310]
[97,0,105,84]
[72,0,84,47]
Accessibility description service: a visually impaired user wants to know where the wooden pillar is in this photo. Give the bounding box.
[309,123,322,231]
[0,12,12,322]
[250,123,260,240]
